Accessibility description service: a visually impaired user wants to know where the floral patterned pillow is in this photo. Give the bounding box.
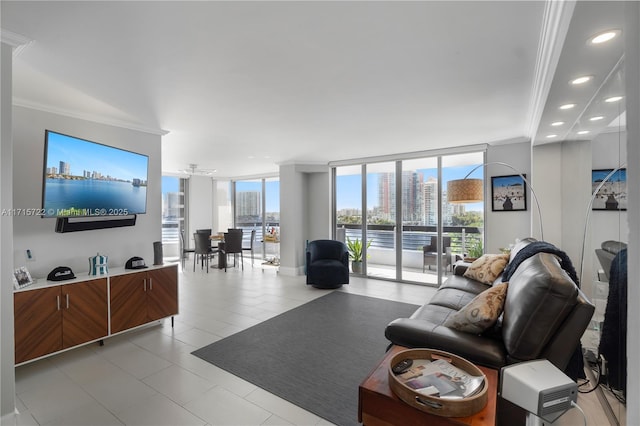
[463,253,510,284]
[443,282,509,334]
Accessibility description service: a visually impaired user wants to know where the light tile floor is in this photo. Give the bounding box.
[13,262,436,426]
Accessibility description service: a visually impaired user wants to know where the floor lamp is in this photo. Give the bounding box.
[447,161,544,241]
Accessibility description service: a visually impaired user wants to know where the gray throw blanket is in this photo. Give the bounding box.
[502,241,580,287]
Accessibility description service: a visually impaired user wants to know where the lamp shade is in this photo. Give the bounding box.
[447,178,483,203]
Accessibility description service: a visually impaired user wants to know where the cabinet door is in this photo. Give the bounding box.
[147,265,178,321]
[62,278,109,348]
[110,272,148,333]
[14,287,62,364]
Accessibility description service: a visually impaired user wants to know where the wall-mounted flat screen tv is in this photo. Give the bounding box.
[42,130,149,218]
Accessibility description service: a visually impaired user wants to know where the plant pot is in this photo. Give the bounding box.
[352,261,363,274]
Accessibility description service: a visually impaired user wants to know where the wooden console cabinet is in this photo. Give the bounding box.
[14,278,108,364]
[14,264,178,365]
[110,266,178,333]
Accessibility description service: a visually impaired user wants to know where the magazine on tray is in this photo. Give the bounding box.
[395,358,484,399]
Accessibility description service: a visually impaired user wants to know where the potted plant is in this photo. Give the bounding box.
[465,240,483,262]
[346,236,371,274]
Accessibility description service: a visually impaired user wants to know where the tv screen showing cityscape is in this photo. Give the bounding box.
[42,130,149,218]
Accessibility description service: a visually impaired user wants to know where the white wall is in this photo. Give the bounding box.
[212,179,232,234]
[279,163,330,276]
[1,41,16,421]
[560,140,592,278]
[187,175,214,240]
[306,171,331,241]
[532,143,563,246]
[484,141,532,253]
[12,106,162,279]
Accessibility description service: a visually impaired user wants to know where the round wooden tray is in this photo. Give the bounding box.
[388,348,488,417]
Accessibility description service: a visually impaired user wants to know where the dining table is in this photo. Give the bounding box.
[209,234,226,268]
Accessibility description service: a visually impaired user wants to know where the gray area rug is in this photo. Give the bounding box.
[192,291,419,426]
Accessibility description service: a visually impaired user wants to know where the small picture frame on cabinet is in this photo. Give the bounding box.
[13,266,34,290]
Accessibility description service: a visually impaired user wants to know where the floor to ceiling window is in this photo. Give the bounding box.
[365,162,396,280]
[161,176,188,262]
[335,165,363,273]
[332,150,484,286]
[233,177,280,263]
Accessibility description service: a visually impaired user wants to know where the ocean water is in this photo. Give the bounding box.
[43,179,147,217]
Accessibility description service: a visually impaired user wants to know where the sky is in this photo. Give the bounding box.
[162,178,280,212]
[336,165,484,212]
[161,165,486,215]
[46,131,148,181]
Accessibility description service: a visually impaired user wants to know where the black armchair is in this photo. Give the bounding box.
[306,240,349,289]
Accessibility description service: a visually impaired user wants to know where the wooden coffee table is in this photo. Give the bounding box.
[359,345,497,426]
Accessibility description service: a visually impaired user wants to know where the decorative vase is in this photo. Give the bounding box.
[352,261,363,274]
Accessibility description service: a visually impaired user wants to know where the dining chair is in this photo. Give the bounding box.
[194,232,213,272]
[222,231,243,271]
[180,230,195,270]
[242,229,256,267]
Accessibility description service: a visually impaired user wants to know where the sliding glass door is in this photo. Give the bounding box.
[332,150,484,286]
[366,162,396,280]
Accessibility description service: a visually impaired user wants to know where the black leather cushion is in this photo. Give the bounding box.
[501,253,577,360]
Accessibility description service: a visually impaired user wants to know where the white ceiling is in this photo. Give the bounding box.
[1,1,626,178]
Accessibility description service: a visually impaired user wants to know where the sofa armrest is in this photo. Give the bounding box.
[385,318,507,369]
[453,261,472,276]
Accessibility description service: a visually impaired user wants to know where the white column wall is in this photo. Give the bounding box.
[624,1,639,422]
[187,175,214,240]
[1,41,16,421]
[278,163,330,276]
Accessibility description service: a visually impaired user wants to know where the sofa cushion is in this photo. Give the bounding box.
[463,253,510,284]
[443,282,508,334]
[501,253,578,360]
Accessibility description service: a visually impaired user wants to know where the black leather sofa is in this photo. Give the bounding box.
[385,238,595,424]
[385,237,594,375]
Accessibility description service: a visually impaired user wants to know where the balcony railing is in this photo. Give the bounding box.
[336,223,482,254]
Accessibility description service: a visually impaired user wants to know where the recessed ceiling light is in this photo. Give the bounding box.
[546,134,557,138]
[571,76,592,85]
[551,121,564,127]
[590,30,620,45]
[559,103,576,110]
[590,116,605,121]
[577,130,590,135]
[605,96,623,103]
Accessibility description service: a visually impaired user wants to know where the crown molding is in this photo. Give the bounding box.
[13,98,170,136]
[0,29,33,56]
[526,0,577,138]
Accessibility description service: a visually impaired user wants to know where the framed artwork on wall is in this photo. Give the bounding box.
[491,174,527,212]
[592,168,627,211]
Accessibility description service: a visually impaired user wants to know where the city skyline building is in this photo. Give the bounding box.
[236,191,261,218]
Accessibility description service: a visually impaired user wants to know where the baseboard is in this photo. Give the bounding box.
[278,265,304,276]
[1,408,18,425]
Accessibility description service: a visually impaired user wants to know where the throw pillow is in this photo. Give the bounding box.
[443,282,509,334]
[463,253,510,284]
